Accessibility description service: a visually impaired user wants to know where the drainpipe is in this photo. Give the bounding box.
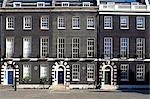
[0,14,1,84]
[96,8,100,88]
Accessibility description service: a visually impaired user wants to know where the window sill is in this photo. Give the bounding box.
[87,56,94,58]
[72,79,80,81]
[136,80,145,82]
[23,28,32,30]
[136,58,145,60]
[87,79,95,82]
[40,28,49,30]
[136,28,145,30]
[104,27,113,30]
[120,80,129,81]
[87,28,95,30]
[120,27,129,30]
[57,27,66,30]
[72,28,80,30]
[6,28,15,30]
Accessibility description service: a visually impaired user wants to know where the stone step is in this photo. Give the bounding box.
[49,84,69,91]
[101,85,118,90]
[0,84,14,89]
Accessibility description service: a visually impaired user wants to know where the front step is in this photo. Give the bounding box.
[0,84,14,89]
[49,84,69,91]
[101,85,118,90]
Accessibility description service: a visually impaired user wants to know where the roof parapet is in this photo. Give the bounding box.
[99,2,150,11]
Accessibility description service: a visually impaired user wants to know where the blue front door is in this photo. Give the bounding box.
[58,71,64,84]
[8,71,13,85]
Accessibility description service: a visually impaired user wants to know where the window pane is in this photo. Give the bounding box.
[136,16,145,30]
[87,64,95,81]
[120,38,129,58]
[6,38,14,58]
[57,38,65,58]
[23,64,31,78]
[72,64,80,81]
[6,16,14,29]
[72,38,80,58]
[40,37,49,58]
[104,16,112,29]
[58,17,65,29]
[23,16,32,29]
[136,38,145,58]
[41,16,49,29]
[87,17,95,29]
[87,39,95,57]
[120,64,129,81]
[23,37,32,58]
[104,37,113,59]
[72,17,80,29]
[120,16,129,29]
[40,64,48,78]
[136,64,145,81]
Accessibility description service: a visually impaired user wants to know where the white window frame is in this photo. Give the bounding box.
[136,38,145,59]
[57,37,65,58]
[120,16,129,29]
[104,37,113,59]
[23,37,32,58]
[120,38,129,59]
[136,16,145,30]
[23,64,31,79]
[6,16,15,30]
[104,16,112,29]
[13,2,21,7]
[72,64,80,81]
[23,16,32,30]
[57,17,66,29]
[120,64,129,81]
[87,64,95,81]
[72,37,80,58]
[37,2,45,7]
[6,37,14,58]
[136,64,145,81]
[87,16,95,29]
[87,38,95,58]
[61,2,69,7]
[83,2,90,7]
[72,16,80,29]
[41,16,49,30]
[40,64,48,79]
[40,37,49,58]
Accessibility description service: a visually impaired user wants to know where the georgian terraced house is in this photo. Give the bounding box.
[0,0,150,90]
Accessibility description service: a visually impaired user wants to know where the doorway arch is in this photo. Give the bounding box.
[51,61,70,86]
[102,65,113,85]
[1,61,19,85]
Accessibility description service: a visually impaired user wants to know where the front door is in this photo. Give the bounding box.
[8,71,13,85]
[58,71,64,84]
[105,70,111,85]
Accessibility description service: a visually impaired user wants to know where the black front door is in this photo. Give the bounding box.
[58,71,64,84]
[105,70,111,85]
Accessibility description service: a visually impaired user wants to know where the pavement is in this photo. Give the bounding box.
[0,88,150,99]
